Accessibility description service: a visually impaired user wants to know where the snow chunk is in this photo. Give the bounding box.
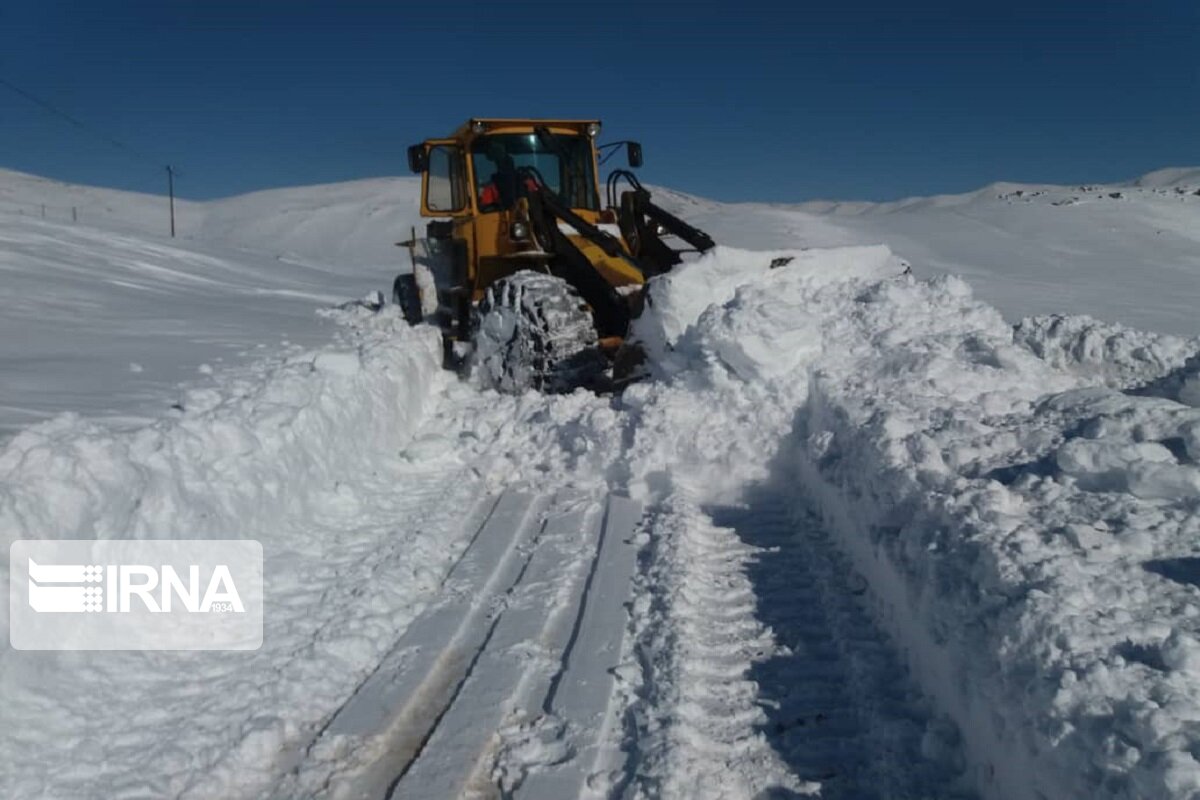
[691,273,825,381]
[634,243,907,371]
[312,350,361,376]
[1056,438,1200,499]
[1014,313,1200,390]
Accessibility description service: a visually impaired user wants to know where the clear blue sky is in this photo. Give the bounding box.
[1,0,1196,202]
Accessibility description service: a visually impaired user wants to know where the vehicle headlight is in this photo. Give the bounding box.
[510,221,530,240]
[586,122,601,138]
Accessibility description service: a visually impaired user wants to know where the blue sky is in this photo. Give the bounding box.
[1,0,1196,202]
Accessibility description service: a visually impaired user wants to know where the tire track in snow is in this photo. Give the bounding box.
[625,491,969,799]
[273,489,543,798]
[273,490,646,800]
[387,493,643,799]
[256,365,633,799]
[707,493,971,800]
[624,496,809,799]
[174,459,499,800]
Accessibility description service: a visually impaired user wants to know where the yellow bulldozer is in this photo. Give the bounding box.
[396,118,714,392]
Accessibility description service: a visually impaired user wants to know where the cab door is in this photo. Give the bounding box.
[418,140,471,218]
[413,140,477,336]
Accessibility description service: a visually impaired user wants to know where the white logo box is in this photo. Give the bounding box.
[9,539,263,651]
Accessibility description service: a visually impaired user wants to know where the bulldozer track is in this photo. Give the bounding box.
[622,491,963,799]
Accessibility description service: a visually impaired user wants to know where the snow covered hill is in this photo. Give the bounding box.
[0,169,422,433]
[0,167,421,265]
[0,168,202,236]
[661,169,1200,336]
[2,166,1200,799]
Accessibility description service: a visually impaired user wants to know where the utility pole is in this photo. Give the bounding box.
[165,165,176,238]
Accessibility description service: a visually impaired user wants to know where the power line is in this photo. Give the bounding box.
[0,75,161,168]
[1,75,182,237]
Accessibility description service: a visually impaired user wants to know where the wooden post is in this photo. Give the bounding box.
[166,165,176,238]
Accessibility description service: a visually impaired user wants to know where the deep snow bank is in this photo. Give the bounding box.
[630,245,1200,799]
[0,305,443,552]
[634,244,908,375]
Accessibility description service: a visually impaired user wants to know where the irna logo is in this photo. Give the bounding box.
[27,559,245,614]
[10,540,262,651]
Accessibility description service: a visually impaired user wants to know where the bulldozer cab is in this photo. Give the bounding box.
[409,119,604,218]
[407,119,647,312]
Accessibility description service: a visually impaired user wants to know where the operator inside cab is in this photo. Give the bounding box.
[477,141,538,211]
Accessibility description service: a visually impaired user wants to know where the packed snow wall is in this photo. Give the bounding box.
[0,307,444,552]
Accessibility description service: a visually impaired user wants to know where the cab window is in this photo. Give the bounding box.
[471,134,597,212]
[425,145,467,213]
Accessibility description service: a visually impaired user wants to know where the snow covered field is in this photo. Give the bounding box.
[2,167,1200,799]
[0,170,422,434]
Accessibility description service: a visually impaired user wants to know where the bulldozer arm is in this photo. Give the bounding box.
[608,170,715,276]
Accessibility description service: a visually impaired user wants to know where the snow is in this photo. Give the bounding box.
[634,243,907,372]
[0,308,452,796]
[626,246,1200,797]
[0,169,421,434]
[2,164,1200,799]
[193,177,422,268]
[1013,314,1199,390]
[0,166,421,263]
[0,168,201,236]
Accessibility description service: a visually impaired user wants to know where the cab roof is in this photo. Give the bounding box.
[451,118,601,139]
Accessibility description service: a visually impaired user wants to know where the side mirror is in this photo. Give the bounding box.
[626,141,643,168]
[407,144,427,174]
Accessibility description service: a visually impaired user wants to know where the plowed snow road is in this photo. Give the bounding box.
[270,487,967,799]
[257,374,964,799]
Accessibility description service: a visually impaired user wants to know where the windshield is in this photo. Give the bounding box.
[471,133,597,212]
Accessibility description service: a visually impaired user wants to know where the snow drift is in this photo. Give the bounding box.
[0,307,443,550]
